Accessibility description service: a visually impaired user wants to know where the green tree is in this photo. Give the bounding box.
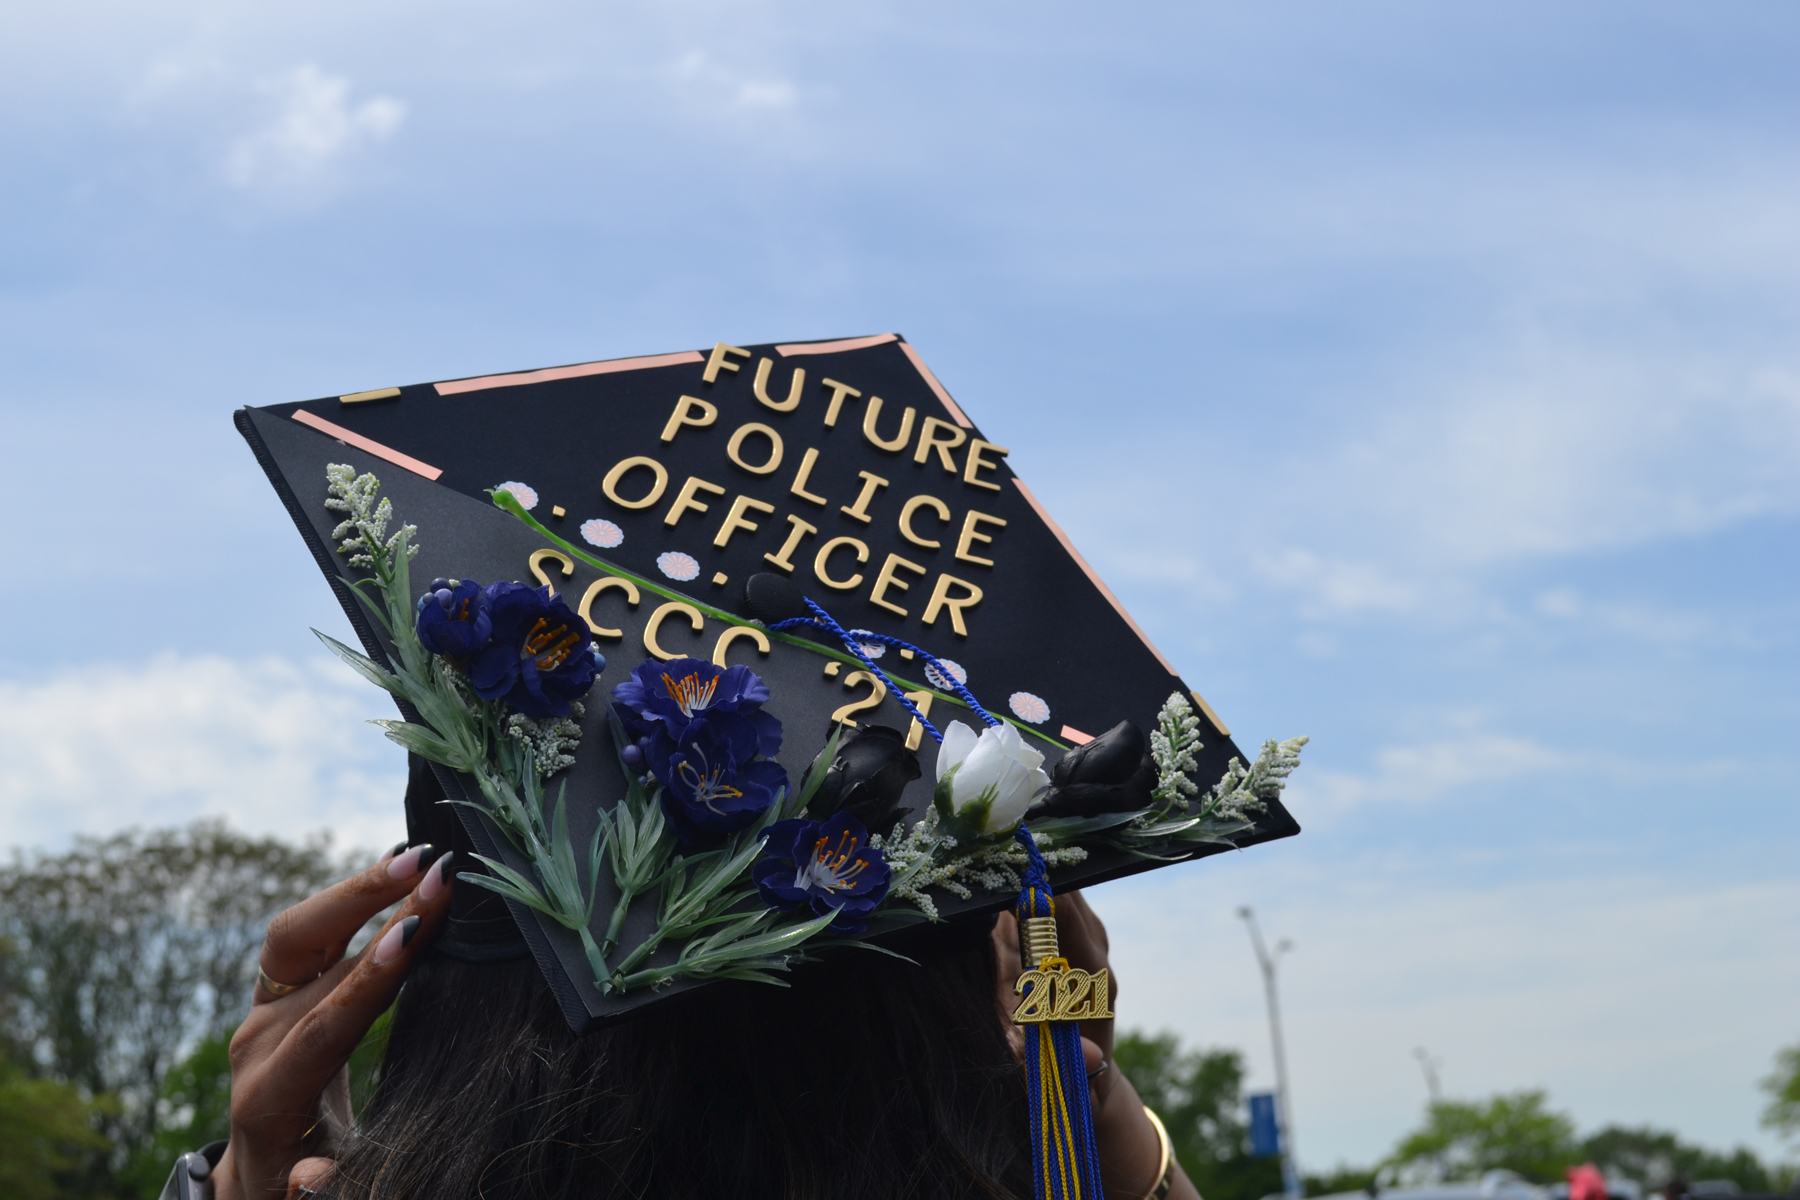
[1115,1030,1284,1200]
[0,1060,112,1200]
[1580,1126,1774,1194]
[1763,1041,1800,1143]
[0,821,349,1197]
[1385,1090,1578,1184]
[118,1031,236,1197]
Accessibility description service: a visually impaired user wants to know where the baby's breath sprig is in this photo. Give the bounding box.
[506,702,586,778]
[1197,736,1309,824]
[1149,692,1205,811]
[325,464,418,571]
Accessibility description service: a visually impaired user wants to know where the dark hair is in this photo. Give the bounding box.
[323,913,1031,1199]
[328,755,1030,1198]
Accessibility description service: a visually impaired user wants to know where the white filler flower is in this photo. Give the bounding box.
[934,720,1049,840]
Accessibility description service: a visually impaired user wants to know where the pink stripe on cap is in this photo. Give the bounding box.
[434,350,706,396]
[775,333,899,357]
[1060,725,1095,745]
[290,410,443,480]
[899,342,972,429]
[1010,478,1179,677]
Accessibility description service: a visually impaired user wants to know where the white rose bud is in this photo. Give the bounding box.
[933,720,1049,841]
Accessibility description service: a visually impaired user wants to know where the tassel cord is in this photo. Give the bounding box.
[769,600,1002,741]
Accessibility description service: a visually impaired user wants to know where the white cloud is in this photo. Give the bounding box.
[1292,336,1800,581]
[0,654,408,855]
[224,64,406,191]
[1532,586,1729,650]
[1289,732,1569,817]
[1257,548,1421,617]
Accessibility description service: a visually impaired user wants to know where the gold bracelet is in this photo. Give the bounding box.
[1142,1105,1175,1200]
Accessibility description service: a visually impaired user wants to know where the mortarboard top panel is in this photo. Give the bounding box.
[237,334,1299,1030]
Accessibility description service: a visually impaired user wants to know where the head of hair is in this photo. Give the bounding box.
[323,760,1032,1200]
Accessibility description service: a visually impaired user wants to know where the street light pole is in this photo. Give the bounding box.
[1413,1047,1443,1106]
[1239,906,1301,1199]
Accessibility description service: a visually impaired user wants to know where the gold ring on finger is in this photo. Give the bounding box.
[257,965,311,997]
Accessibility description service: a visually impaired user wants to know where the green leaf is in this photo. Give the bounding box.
[793,721,844,815]
[684,909,836,966]
[459,870,553,915]
[466,855,580,927]
[314,630,405,697]
[369,719,462,766]
[340,576,398,639]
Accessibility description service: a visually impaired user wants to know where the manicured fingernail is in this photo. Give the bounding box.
[419,851,454,902]
[387,844,432,880]
[374,915,422,965]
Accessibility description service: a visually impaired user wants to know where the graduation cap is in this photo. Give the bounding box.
[238,334,1304,1199]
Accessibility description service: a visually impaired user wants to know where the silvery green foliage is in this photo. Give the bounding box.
[1088,692,1309,859]
[324,463,417,569]
[1198,736,1309,824]
[1149,692,1204,809]
[879,808,1087,920]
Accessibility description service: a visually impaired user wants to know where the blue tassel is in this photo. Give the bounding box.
[1015,827,1107,1200]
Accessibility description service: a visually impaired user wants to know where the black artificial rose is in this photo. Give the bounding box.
[805,724,922,835]
[1032,720,1158,818]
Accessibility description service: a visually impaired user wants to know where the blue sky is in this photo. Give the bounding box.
[2,0,1796,1173]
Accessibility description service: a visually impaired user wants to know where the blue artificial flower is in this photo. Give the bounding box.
[415,578,493,660]
[753,813,891,933]
[611,657,781,758]
[467,581,601,719]
[654,715,789,849]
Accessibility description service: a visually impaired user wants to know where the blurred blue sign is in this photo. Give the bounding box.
[1248,1092,1281,1157]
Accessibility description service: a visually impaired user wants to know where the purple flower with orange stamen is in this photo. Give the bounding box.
[467,581,599,719]
[610,657,781,757]
[653,715,789,848]
[754,813,891,932]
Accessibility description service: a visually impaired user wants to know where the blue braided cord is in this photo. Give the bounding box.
[768,598,1003,740]
[768,609,942,743]
[1016,824,1054,906]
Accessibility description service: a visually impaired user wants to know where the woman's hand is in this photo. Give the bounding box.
[994,893,1200,1200]
[210,843,455,1200]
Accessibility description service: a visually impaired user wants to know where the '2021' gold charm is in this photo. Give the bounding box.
[1011,958,1114,1024]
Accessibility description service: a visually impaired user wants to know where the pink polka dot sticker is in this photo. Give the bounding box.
[581,519,623,549]
[1008,692,1050,724]
[657,551,700,582]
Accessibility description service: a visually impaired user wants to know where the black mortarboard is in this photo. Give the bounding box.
[237,334,1302,1035]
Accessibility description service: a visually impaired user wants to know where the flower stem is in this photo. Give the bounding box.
[600,886,637,959]
[579,924,609,985]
